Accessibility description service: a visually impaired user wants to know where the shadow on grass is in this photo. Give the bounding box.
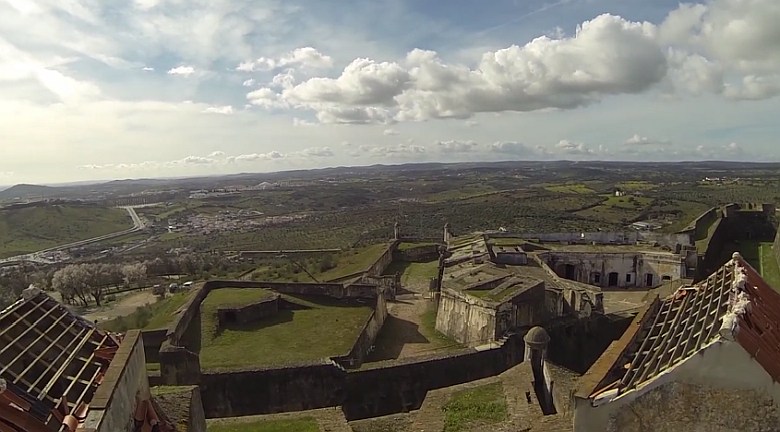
[217,309,296,337]
[367,315,430,362]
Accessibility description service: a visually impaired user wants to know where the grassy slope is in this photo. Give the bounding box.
[442,382,508,432]
[0,204,131,258]
[100,291,190,332]
[207,418,319,432]
[315,243,390,281]
[200,290,372,369]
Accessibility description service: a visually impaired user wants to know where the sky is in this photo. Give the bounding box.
[1,0,780,184]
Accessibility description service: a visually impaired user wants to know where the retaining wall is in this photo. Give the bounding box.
[333,294,388,369]
[217,296,280,326]
[159,279,385,385]
[394,244,440,262]
[366,241,398,276]
[199,333,525,420]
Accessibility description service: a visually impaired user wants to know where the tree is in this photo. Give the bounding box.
[122,263,147,288]
[51,264,109,307]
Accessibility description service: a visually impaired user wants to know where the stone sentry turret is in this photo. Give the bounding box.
[524,326,556,414]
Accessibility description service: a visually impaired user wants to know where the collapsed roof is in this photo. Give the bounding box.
[582,253,780,401]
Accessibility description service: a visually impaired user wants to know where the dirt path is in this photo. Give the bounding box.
[82,290,158,322]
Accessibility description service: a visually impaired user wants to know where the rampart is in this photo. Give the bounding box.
[158,279,387,385]
[199,334,525,420]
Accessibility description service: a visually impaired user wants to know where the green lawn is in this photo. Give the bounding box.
[207,417,319,432]
[200,290,372,370]
[100,291,190,332]
[759,243,780,289]
[316,243,390,281]
[0,204,132,258]
[442,382,508,432]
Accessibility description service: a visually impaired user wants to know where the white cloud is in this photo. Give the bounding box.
[724,75,780,100]
[237,47,333,72]
[254,15,666,124]
[246,88,286,109]
[231,151,285,162]
[360,143,426,158]
[177,156,216,165]
[555,140,596,155]
[203,105,234,115]
[436,140,478,153]
[488,141,536,155]
[242,78,256,87]
[207,151,225,158]
[298,146,334,157]
[167,66,195,76]
[293,117,317,127]
[383,128,400,136]
[624,134,671,146]
[142,66,155,71]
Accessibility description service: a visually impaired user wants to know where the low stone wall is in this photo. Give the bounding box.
[332,294,388,369]
[366,241,399,276]
[217,295,280,326]
[199,333,525,420]
[83,330,151,432]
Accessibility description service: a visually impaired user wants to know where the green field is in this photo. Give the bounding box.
[617,181,657,191]
[100,291,190,332]
[200,289,372,370]
[544,183,595,194]
[0,204,132,258]
[603,195,653,209]
[207,417,319,432]
[442,382,508,432]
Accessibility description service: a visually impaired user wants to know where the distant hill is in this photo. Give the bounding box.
[0,184,62,201]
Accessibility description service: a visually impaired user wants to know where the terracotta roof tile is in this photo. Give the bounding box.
[586,254,780,399]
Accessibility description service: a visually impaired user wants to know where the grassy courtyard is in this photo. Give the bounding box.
[207,417,319,432]
[200,289,373,370]
[442,382,508,432]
